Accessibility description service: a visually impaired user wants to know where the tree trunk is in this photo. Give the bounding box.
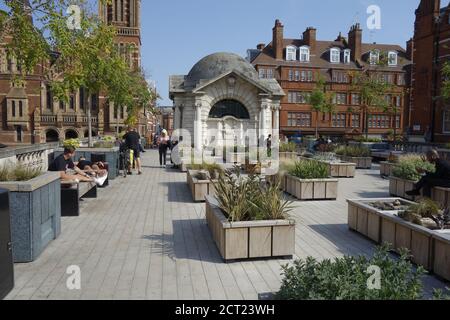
[315,110,319,138]
[87,93,92,147]
[364,106,369,139]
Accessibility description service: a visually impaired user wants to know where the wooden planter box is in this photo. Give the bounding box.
[284,175,338,200]
[205,196,295,261]
[380,161,396,177]
[0,172,61,263]
[187,170,217,202]
[322,161,356,178]
[338,155,372,169]
[348,198,450,279]
[279,152,298,161]
[389,176,417,201]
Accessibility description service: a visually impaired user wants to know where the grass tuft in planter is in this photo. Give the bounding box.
[276,244,427,300]
[279,142,297,153]
[0,165,42,182]
[398,198,450,230]
[288,160,329,179]
[335,145,371,157]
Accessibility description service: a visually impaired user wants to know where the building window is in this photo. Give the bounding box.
[286,46,297,61]
[295,70,300,81]
[59,100,65,110]
[12,100,16,117]
[443,110,450,133]
[91,94,98,110]
[299,46,310,62]
[395,95,401,107]
[368,114,390,128]
[259,69,265,79]
[70,95,75,109]
[397,74,405,85]
[46,86,52,109]
[287,112,311,127]
[330,48,340,63]
[288,70,294,81]
[370,50,380,65]
[380,73,394,84]
[384,94,392,105]
[332,113,346,128]
[288,91,310,104]
[396,115,401,129]
[332,71,349,83]
[80,87,85,110]
[19,101,23,117]
[343,49,351,64]
[300,70,313,82]
[351,93,360,105]
[388,51,398,66]
[16,125,22,142]
[334,93,347,105]
[351,114,360,128]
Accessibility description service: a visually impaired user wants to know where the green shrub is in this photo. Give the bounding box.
[63,138,80,149]
[280,142,297,153]
[392,157,435,181]
[354,136,382,143]
[335,145,371,157]
[288,160,329,179]
[0,165,42,182]
[276,244,426,300]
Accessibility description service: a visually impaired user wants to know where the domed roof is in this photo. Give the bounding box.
[187,52,258,82]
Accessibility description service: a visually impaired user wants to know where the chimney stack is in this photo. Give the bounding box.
[273,19,284,60]
[348,23,362,63]
[406,38,414,61]
[257,43,266,50]
[303,27,317,51]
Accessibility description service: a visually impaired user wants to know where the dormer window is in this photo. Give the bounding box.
[343,49,351,64]
[370,50,380,65]
[299,46,310,62]
[330,48,340,63]
[388,51,398,66]
[286,46,297,61]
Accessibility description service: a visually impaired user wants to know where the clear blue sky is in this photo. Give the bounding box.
[141,0,420,106]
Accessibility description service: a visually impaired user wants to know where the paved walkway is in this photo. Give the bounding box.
[5,150,449,300]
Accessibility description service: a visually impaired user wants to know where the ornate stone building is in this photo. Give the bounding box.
[169,52,284,150]
[0,0,149,146]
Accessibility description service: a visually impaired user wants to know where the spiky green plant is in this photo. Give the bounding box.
[335,145,371,157]
[280,142,297,153]
[288,160,329,179]
[0,165,42,182]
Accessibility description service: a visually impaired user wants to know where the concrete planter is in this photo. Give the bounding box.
[347,198,450,280]
[279,152,298,161]
[205,196,295,261]
[337,155,372,169]
[380,161,396,177]
[389,176,417,201]
[55,147,120,180]
[0,172,61,263]
[284,175,338,200]
[187,170,217,202]
[0,189,14,299]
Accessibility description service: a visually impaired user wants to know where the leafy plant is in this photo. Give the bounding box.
[0,165,42,182]
[280,142,297,153]
[93,141,114,148]
[288,160,329,179]
[335,145,371,157]
[276,244,426,300]
[399,199,450,230]
[63,139,80,149]
[392,157,435,181]
[354,136,382,143]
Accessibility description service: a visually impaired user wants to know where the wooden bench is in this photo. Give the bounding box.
[61,181,97,217]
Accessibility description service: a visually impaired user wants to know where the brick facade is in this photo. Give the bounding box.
[249,20,411,139]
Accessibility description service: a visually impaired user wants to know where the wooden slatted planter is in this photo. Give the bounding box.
[323,161,356,178]
[347,198,450,280]
[389,176,416,201]
[337,155,372,169]
[380,161,396,177]
[187,170,217,202]
[279,152,298,161]
[284,175,338,200]
[205,196,295,262]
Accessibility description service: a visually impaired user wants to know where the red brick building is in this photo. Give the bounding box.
[0,0,151,146]
[249,20,411,139]
[407,0,450,142]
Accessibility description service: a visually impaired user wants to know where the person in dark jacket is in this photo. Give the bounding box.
[406,150,450,197]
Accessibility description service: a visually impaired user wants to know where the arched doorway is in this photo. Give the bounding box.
[46,129,59,143]
[84,130,97,138]
[208,99,251,148]
[65,129,78,140]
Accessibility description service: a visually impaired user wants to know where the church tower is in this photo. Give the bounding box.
[99,0,141,70]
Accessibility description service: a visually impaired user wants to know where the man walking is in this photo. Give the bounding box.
[123,126,142,175]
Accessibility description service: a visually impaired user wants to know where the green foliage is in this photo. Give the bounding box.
[214,171,292,222]
[93,141,114,148]
[354,136,382,143]
[276,244,426,300]
[392,157,435,182]
[334,145,371,157]
[288,160,329,179]
[442,62,450,101]
[279,142,297,153]
[308,76,336,137]
[0,165,42,182]
[63,139,80,149]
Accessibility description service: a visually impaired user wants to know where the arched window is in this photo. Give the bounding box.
[330,48,341,63]
[19,100,23,117]
[299,46,310,62]
[388,51,398,66]
[370,50,380,65]
[65,130,78,140]
[46,129,59,143]
[343,49,351,64]
[12,100,16,117]
[208,100,250,119]
[286,46,297,61]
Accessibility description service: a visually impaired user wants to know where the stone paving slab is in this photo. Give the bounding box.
[5,150,449,300]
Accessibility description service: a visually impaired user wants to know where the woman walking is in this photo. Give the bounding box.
[158,130,170,168]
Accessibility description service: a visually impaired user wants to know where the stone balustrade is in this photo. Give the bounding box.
[0,143,59,172]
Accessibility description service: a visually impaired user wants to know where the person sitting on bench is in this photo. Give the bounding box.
[406,150,450,197]
[49,147,95,183]
[76,156,108,178]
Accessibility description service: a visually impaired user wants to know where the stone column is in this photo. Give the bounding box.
[174,106,180,130]
[194,104,202,150]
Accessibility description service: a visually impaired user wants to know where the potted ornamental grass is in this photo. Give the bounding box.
[187,162,224,202]
[205,170,296,261]
[277,160,339,200]
[389,156,435,200]
[279,142,298,161]
[335,145,372,169]
[304,152,356,178]
[0,164,61,262]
